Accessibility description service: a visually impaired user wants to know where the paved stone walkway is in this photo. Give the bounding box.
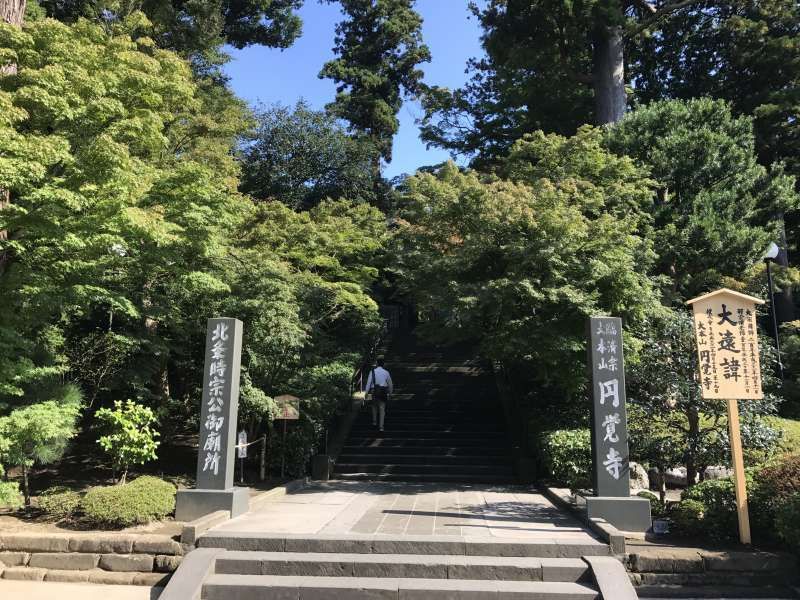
[212,481,599,543]
[0,580,162,599]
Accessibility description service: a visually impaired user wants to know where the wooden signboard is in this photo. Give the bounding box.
[687,288,765,545]
[275,394,300,420]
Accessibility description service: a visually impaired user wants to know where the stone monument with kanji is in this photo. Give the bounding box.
[175,317,250,521]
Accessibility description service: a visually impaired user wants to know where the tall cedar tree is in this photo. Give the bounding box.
[420,0,710,167]
[319,0,430,175]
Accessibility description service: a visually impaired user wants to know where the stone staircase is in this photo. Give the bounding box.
[334,333,515,483]
[187,533,612,598]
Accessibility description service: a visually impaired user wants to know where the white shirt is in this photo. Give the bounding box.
[365,366,393,394]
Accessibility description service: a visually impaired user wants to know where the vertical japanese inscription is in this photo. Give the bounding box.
[588,316,630,497]
[196,317,243,490]
[688,291,763,401]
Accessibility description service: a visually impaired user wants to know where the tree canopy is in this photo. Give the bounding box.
[39,0,304,60]
[240,101,379,209]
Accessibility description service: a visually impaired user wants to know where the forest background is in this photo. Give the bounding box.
[0,0,799,519]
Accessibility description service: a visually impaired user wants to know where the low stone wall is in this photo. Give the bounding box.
[626,548,798,597]
[0,533,185,586]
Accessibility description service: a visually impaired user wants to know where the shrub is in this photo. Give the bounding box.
[37,486,81,521]
[776,493,800,551]
[670,499,704,534]
[682,477,740,540]
[81,476,175,528]
[758,454,800,504]
[540,429,592,491]
[637,490,664,518]
[0,481,23,509]
[95,400,160,485]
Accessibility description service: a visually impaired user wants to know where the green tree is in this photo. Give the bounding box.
[240,101,378,209]
[606,98,799,303]
[0,17,249,410]
[95,399,160,484]
[39,0,304,59]
[630,1,800,182]
[393,161,660,397]
[0,385,81,505]
[628,310,782,488]
[320,0,430,172]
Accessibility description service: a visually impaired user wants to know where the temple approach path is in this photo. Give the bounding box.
[205,480,601,542]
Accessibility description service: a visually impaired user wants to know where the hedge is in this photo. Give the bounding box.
[539,429,592,491]
[38,486,81,521]
[81,476,176,528]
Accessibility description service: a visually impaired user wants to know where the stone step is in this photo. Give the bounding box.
[202,574,600,599]
[332,472,517,484]
[333,464,515,476]
[198,533,610,558]
[345,437,508,448]
[344,430,508,440]
[335,454,510,466]
[215,551,590,582]
[341,444,511,456]
[350,424,505,433]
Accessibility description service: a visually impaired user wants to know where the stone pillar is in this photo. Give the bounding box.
[175,318,250,521]
[585,316,651,532]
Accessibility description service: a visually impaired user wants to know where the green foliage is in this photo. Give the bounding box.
[95,400,160,483]
[0,17,248,411]
[240,101,378,209]
[37,486,81,521]
[628,310,782,482]
[0,482,23,509]
[539,429,591,491]
[630,1,800,182]
[776,493,800,552]
[681,475,759,541]
[421,0,597,165]
[0,385,82,503]
[320,0,430,163]
[607,98,798,303]
[637,490,665,518]
[81,475,175,528]
[40,0,304,59]
[670,499,705,535]
[394,161,660,396]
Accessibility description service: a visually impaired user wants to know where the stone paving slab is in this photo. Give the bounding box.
[0,580,162,599]
[209,481,600,546]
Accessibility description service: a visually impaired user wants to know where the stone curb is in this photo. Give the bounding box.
[540,485,625,554]
[158,547,224,600]
[0,533,182,555]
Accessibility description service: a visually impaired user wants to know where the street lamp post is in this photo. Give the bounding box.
[764,242,784,380]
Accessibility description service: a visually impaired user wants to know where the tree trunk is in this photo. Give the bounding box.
[686,407,700,488]
[592,24,626,125]
[119,466,128,486]
[0,0,25,29]
[775,214,795,324]
[0,0,26,274]
[21,463,30,507]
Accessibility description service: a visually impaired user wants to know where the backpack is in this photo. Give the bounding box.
[371,368,389,402]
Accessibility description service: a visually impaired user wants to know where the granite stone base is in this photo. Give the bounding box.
[175,487,250,522]
[586,496,651,532]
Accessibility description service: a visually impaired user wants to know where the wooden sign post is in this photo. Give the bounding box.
[275,395,300,478]
[687,289,764,545]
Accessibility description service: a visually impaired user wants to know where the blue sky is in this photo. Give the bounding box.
[223,1,485,178]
